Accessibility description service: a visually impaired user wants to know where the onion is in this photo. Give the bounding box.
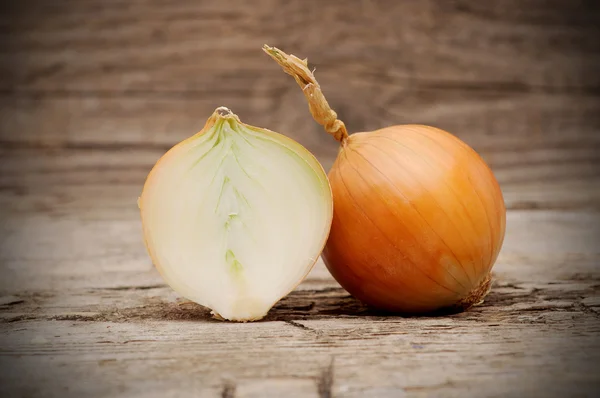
[264,46,506,313]
[139,107,333,321]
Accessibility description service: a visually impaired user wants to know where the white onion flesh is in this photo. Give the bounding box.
[140,108,332,321]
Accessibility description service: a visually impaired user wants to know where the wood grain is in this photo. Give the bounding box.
[0,1,599,397]
[2,90,599,150]
[0,0,598,213]
[3,102,598,218]
[1,0,599,92]
[1,208,599,397]
[1,198,599,291]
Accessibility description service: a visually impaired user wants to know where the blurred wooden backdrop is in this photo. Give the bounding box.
[1,2,600,397]
[1,0,599,220]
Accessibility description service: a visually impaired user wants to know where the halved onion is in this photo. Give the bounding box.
[139,107,333,321]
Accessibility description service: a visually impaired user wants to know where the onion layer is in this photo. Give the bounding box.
[265,46,506,313]
[139,107,333,321]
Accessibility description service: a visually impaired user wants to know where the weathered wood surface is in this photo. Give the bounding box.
[2,0,599,92]
[1,200,600,397]
[1,0,599,397]
[1,94,599,212]
[1,147,599,397]
[1,0,598,212]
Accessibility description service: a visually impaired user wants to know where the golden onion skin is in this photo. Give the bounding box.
[322,125,506,313]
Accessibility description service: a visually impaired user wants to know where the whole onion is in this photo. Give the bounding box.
[265,45,506,313]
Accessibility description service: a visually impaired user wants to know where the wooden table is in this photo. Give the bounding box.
[1,1,599,397]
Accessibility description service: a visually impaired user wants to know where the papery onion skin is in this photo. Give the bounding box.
[323,125,506,313]
[265,45,506,313]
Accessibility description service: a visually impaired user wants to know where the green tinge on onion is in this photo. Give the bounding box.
[139,107,333,321]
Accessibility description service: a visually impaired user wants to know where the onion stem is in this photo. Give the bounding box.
[263,45,349,145]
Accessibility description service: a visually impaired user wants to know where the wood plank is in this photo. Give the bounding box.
[1,161,598,397]
[1,90,597,150]
[0,305,598,397]
[1,92,598,149]
[1,202,598,291]
[2,108,599,214]
[0,211,598,397]
[1,0,599,92]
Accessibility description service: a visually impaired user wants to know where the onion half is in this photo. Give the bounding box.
[139,107,333,321]
[265,46,506,313]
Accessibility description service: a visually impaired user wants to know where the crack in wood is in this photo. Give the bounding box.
[507,201,600,211]
[0,296,24,306]
[2,282,599,324]
[577,302,600,318]
[49,313,101,321]
[404,380,456,392]
[0,88,284,100]
[405,80,600,96]
[495,282,525,290]
[317,357,335,398]
[91,284,167,291]
[122,339,157,344]
[221,380,236,398]
[0,139,172,152]
[284,320,317,333]
[2,75,600,96]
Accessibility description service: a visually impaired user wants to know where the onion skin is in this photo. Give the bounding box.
[265,45,506,313]
[323,125,506,313]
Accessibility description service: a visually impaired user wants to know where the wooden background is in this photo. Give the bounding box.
[1,1,599,397]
